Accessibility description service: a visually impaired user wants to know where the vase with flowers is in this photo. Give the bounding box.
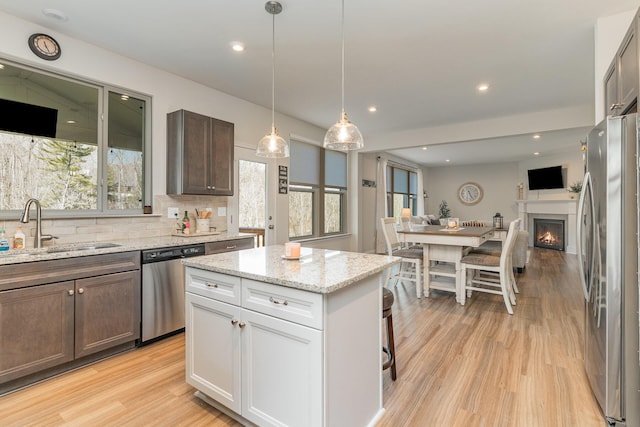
[568,181,582,199]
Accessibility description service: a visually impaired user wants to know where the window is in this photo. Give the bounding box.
[0,60,150,215]
[289,140,347,239]
[386,165,417,217]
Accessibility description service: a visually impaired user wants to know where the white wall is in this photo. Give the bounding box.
[425,162,520,224]
[0,11,327,245]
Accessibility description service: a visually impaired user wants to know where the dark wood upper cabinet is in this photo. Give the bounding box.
[167,110,234,196]
[604,20,638,116]
[618,26,638,114]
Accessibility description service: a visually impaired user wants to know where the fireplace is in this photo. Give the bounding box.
[533,218,565,251]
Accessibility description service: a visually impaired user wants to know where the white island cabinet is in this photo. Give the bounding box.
[183,246,400,427]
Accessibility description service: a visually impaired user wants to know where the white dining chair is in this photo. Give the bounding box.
[380,217,423,298]
[459,219,521,314]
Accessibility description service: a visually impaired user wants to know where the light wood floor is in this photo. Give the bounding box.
[0,248,601,426]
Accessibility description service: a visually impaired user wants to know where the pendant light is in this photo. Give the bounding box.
[256,1,289,158]
[323,0,364,151]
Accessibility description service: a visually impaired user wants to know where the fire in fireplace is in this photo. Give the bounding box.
[533,218,565,251]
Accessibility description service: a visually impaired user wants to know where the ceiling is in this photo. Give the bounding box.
[0,0,637,166]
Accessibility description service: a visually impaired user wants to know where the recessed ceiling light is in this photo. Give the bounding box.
[0,64,4,70]
[368,106,377,113]
[422,147,427,151]
[477,83,489,92]
[230,42,245,52]
[66,120,76,124]
[532,134,541,139]
[445,159,451,163]
[42,8,68,21]
[533,152,540,156]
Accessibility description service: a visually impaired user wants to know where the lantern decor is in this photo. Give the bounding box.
[493,212,504,229]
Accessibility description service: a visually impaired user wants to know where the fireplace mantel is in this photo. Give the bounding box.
[516,199,578,254]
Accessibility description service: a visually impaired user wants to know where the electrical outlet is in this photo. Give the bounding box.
[167,207,179,219]
[218,207,227,217]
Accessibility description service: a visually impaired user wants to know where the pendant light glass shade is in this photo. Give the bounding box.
[324,0,363,151]
[256,125,289,157]
[324,110,364,150]
[257,1,289,158]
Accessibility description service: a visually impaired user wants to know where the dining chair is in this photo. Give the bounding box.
[459,219,521,314]
[380,217,423,298]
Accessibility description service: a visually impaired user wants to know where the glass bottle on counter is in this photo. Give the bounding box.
[182,210,191,234]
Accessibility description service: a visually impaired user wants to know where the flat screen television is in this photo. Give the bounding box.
[527,165,564,190]
[0,98,58,138]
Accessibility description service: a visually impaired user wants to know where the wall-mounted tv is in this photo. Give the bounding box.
[527,165,564,190]
[0,98,58,138]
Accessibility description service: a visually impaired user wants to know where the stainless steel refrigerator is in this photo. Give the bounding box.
[577,114,640,426]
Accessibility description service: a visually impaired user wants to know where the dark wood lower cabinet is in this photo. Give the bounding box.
[75,271,140,359]
[0,252,141,389]
[0,281,75,384]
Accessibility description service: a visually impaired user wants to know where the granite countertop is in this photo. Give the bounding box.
[182,245,401,294]
[0,233,253,265]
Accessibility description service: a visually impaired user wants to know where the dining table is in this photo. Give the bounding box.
[397,225,495,303]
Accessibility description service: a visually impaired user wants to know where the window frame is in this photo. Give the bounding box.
[386,165,418,217]
[0,58,152,219]
[288,140,348,240]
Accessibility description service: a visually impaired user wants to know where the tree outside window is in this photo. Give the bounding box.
[0,60,149,214]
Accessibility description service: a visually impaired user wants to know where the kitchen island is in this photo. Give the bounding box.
[182,245,400,427]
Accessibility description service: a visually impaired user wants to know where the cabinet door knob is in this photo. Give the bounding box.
[238,322,246,328]
[231,319,238,326]
[77,288,84,294]
[68,289,74,296]
[269,296,288,306]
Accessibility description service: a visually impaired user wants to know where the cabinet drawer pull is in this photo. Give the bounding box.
[231,319,238,326]
[269,296,288,306]
[77,288,84,294]
[238,322,246,328]
[226,245,237,249]
[68,289,74,296]
[610,103,624,111]
[205,282,219,288]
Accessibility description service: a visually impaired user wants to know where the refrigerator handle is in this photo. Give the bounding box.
[576,172,592,300]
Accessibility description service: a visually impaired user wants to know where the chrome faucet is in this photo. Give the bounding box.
[20,198,56,249]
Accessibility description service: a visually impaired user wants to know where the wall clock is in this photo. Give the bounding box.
[28,33,61,61]
[458,182,483,205]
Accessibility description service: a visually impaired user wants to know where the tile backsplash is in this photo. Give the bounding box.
[1,195,228,248]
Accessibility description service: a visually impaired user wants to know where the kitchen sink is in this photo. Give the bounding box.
[46,242,122,253]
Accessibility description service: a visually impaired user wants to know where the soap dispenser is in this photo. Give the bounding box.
[13,226,25,249]
[0,229,9,252]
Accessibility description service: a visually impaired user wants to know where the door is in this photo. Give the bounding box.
[182,110,212,194]
[241,309,322,427]
[75,270,141,358]
[231,146,277,246]
[584,118,609,415]
[185,292,242,413]
[0,282,75,384]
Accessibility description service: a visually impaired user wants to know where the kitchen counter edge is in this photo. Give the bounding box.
[0,233,254,265]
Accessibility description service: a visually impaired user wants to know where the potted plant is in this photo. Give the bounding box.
[568,181,582,199]
[438,200,451,225]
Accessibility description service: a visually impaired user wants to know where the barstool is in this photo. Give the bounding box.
[382,287,397,380]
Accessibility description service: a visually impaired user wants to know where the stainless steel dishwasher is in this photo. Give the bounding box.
[141,243,205,343]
